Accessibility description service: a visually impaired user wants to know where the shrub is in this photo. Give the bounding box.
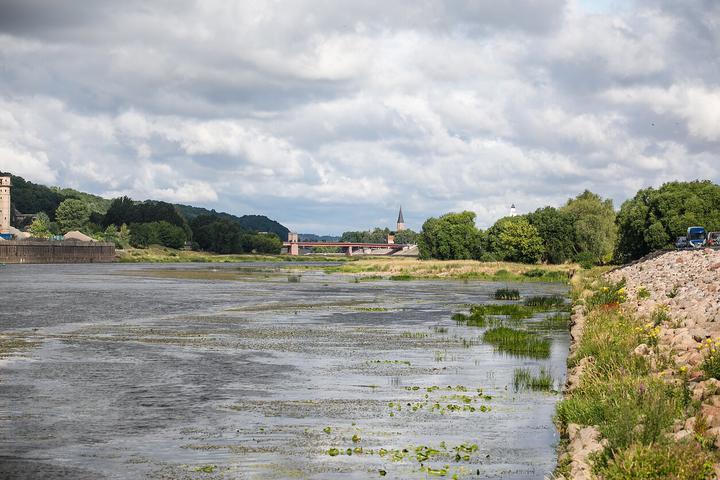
[576,251,596,269]
[651,305,670,326]
[523,268,546,278]
[637,286,651,300]
[494,288,520,300]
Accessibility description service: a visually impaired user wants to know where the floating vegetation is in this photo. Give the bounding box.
[494,288,520,300]
[287,275,301,283]
[433,326,449,334]
[355,307,389,312]
[368,359,411,366]
[471,304,534,319]
[483,327,551,359]
[323,426,332,434]
[353,275,384,283]
[194,465,217,473]
[513,367,554,391]
[400,331,428,339]
[523,295,567,309]
[434,350,447,362]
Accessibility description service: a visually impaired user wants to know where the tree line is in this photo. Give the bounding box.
[24,194,282,254]
[418,180,720,265]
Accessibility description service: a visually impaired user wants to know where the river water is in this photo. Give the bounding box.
[0,263,569,479]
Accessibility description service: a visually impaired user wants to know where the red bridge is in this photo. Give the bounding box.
[283,236,411,256]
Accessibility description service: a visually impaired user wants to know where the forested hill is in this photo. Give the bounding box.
[1,172,289,238]
[174,204,289,239]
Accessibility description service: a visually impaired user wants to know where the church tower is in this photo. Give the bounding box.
[396,206,406,231]
[0,176,11,234]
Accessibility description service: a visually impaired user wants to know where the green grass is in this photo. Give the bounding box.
[556,268,716,479]
[523,295,566,308]
[482,327,551,359]
[597,441,716,480]
[389,274,414,281]
[494,288,520,300]
[513,367,554,391]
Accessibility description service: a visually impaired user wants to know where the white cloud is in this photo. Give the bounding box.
[0,0,718,233]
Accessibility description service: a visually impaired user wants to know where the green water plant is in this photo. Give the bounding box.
[494,288,520,300]
[513,367,553,391]
[483,327,551,358]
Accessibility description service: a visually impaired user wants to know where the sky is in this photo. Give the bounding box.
[0,0,718,234]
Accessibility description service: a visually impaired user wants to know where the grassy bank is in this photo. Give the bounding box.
[324,258,575,282]
[116,246,351,263]
[556,269,717,479]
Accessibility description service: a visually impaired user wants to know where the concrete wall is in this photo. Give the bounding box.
[0,240,116,264]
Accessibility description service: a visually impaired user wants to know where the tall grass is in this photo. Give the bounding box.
[494,288,520,300]
[482,327,551,359]
[513,367,554,391]
[523,295,566,308]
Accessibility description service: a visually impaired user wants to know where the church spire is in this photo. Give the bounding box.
[396,206,406,231]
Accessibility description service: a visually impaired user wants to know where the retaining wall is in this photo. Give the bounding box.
[0,240,116,264]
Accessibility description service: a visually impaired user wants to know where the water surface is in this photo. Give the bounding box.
[0,263,569,479]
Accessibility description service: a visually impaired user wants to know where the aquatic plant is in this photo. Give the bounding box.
[523,295,566,309]
[482,327,551,358]
[512,367,554,391]
[493,288,520,300]
[532,313,571,330]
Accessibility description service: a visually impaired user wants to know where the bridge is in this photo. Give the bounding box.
[283,236,412,256]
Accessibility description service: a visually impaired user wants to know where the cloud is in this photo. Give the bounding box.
[0,0,718,233]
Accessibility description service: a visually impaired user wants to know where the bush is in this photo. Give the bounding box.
[576,251,596,270]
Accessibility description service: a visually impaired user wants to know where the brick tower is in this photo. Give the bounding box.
[0,176,11,234]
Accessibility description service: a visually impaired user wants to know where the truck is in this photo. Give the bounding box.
[686,226,707,249]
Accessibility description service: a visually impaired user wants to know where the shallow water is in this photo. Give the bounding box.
[0,263,569,479]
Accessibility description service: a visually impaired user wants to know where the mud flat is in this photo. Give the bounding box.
[0,263,569,479]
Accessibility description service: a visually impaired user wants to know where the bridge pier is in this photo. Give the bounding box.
[346,246,353,256]
[290,243,299,256]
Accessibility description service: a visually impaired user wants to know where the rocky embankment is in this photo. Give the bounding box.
[561,248,720,479]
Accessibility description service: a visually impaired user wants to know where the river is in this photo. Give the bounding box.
[0,263,569,479]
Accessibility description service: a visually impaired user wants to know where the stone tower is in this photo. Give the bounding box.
[396,206,406,231]
[0,176,10,234]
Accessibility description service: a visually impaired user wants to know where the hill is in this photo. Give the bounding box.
[174,204,289,239]
[0,172,289,237]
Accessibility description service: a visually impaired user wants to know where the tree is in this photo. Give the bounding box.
[526,207,575,264]
[485,216,544,264]
[29,212,52,239]
[394,229,419,244]
[561,190,617,264]
[615,181,720,262]
[55,199,90,233]
[418,211,483,260]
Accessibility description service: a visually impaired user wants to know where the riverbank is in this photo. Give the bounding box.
[116,246,349,263]
[556,250,720,479]
[324,257,575,282]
